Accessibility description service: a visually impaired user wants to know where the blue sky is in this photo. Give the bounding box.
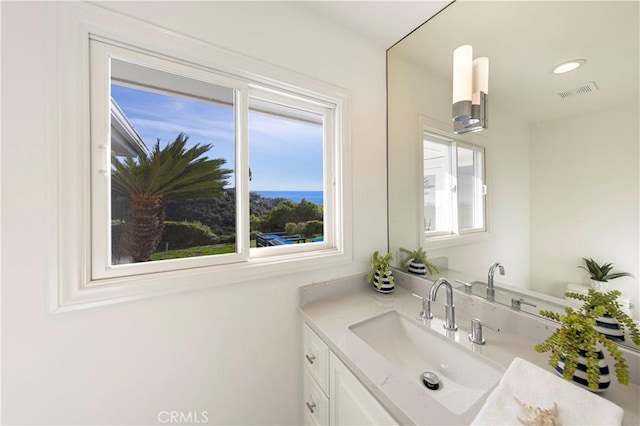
[111,84,323,191]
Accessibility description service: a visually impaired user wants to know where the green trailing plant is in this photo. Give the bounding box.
[578,257,633,282]
[574,290,640,344]
[399,247,439,275]
[367,251,394,285]
[534,289,640,390]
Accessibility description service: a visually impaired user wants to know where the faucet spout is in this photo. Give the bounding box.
[429,278,457,331]
[487,262,505,301]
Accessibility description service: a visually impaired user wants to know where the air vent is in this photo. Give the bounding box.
[556,81,599,99]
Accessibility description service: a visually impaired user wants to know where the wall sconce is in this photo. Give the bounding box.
[452,45,489,134]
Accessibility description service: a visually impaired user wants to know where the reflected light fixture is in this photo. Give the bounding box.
[452,45,489,134]
[553,59,586,74]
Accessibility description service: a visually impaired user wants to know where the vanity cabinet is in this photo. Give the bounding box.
[329,352,397,425]
[303,323,330,425]
[303,323,397,426]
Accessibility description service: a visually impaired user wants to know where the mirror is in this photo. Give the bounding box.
[388,1,639,328]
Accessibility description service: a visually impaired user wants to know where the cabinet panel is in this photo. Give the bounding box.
[329,352,397,426]
[303,369,329,426]
[303,323,330,392]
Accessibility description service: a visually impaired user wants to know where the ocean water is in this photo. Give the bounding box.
[254,190,323,206]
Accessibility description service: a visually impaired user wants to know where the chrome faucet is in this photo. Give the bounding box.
[487,262,505,302]
[429,278,457,331]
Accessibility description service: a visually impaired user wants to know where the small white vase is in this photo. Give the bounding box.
[590,280,608,292]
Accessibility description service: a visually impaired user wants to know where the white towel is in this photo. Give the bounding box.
[471,357,624,425]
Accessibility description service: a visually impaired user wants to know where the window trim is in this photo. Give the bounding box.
[90,39,252,280]
[454,139,487,235]
[247,89,336,258]
[418,117,491,250]
[50,3,352,312]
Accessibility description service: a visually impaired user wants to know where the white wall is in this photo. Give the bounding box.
[388,51,531,288]
[1,2,387,424]
[529,103,639,316]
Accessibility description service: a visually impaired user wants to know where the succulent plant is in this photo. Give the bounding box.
[578,257,633,282]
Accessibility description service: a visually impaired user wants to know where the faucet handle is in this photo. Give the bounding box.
[468,318,500,345]
[511,297,537,311]
[455,279,474,294]
[411,293,433,320]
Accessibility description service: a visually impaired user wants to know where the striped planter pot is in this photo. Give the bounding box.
[408,261,427,275]
[373,269,395,294]
[556,349,610,392]
[595,314,625,342]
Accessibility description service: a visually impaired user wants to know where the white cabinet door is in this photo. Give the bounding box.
[303,323,330,393]
[302,369,329,425]
[329,352,397,426]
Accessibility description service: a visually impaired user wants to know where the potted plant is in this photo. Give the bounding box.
[367,251,395,293]
[577,258,635,340]
[579,257,633,292]
[399,247,439,276]
[534,289,640,391]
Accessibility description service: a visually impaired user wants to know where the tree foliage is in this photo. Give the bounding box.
[163,193,323,242]
[112,133,231,262]
[258,198,322,232]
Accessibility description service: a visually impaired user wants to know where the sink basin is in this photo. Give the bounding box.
[349,310,504,415]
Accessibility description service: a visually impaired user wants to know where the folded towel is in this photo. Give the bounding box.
[471,357,624,425]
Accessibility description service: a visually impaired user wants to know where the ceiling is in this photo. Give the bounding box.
[297,1,451,49]
[389,1,640,123]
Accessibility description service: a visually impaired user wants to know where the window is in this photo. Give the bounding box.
[423,131,486,240]
[85,34,344,286]
[52,6,351,312]
[108,60,239,268]
[247,94,332,256]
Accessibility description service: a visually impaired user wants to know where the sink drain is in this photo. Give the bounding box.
[422,372,440,390]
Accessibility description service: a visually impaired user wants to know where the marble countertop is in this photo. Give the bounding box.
[298,273,640,425]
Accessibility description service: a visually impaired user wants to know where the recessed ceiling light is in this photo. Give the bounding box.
[553,59,587,74]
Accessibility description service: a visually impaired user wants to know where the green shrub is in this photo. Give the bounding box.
[303,220,323,237]
[158,221,219,251]
[285,222,304,235]
[262,199,323,232]
[217,234,236,244]
[283,220,323,237]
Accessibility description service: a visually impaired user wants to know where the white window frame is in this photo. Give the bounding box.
[418,119,490,250]
[247,89,336,259]
[90,39,251,280]
[50,3,352,312]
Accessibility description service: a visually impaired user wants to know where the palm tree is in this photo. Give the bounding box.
[112,133,232,262]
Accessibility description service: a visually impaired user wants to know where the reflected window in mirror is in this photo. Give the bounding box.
[423,131,486,240]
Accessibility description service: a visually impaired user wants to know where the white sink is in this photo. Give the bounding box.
[349,310,504,415]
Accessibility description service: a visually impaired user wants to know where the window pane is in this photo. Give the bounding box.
[457,146,484,231]
[423,138,453,233]
[248,100,324,248]
[110,59,236,265]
